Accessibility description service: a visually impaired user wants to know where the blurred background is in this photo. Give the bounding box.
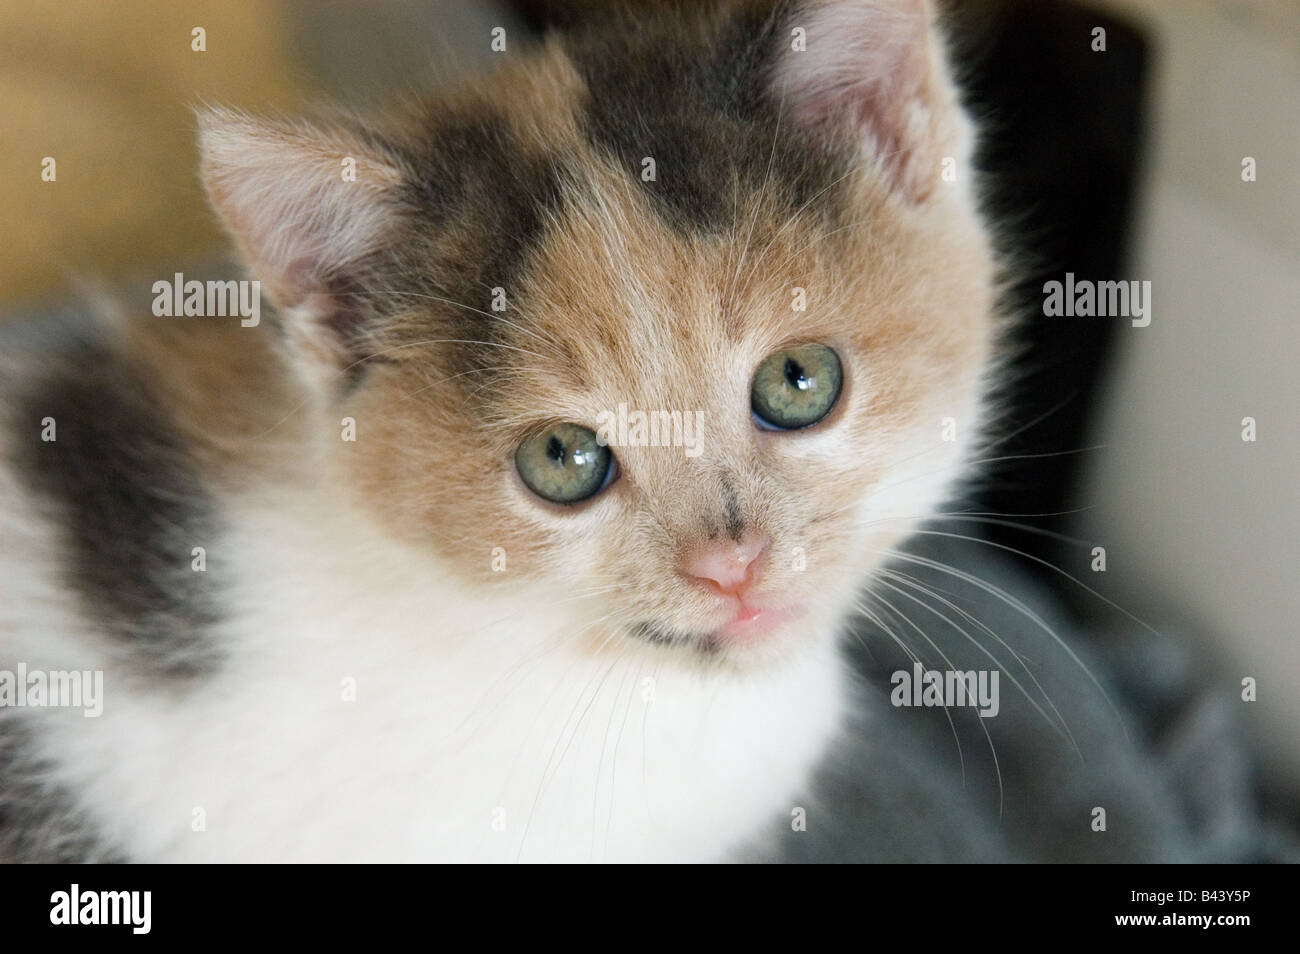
[1078,0,1300,793]
[3,0,1296,811]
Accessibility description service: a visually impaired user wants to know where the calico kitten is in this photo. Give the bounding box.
[0,0,999,861]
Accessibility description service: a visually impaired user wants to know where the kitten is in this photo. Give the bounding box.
[0,0,999,862]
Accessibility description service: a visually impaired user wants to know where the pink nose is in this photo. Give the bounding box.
[681,533,769,598]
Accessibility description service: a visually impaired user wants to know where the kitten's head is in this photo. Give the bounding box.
[200,0,999,667]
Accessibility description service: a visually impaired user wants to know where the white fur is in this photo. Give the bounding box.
[0,475,848,862]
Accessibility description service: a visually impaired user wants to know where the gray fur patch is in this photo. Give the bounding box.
[10,339,225,678]
[0,716,123,862]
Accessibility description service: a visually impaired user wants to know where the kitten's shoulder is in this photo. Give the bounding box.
[1,297,297,480]
[0,302,288,676]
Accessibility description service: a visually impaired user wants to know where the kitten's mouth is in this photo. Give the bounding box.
[715,604,803,644]
[630,603,807,653]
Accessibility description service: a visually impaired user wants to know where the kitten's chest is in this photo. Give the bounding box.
[44,516,848,861]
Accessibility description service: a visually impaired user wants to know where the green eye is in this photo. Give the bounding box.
[751,343,843,430]
[515,423,614,505]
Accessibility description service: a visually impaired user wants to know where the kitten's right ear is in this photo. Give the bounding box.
[198,107,404,374]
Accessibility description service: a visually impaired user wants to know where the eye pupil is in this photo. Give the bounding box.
[784,358,811,391]
[546,435,565,464]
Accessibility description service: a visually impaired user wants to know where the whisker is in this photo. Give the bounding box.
[592,660,638,860]
[510,610,625,860]
[879,568,1079,758]
[853,596,967,788]
[863,542,1129,745]
[868,584,1005,816]
[367,288,563,352]
[725,84,788,309]
[744,153,880,279]
[913,529,1162,640]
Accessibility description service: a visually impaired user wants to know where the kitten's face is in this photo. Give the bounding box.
[202,0,999,666]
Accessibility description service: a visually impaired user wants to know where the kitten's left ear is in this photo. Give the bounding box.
[772,0,968,203]
[198,107,405,377]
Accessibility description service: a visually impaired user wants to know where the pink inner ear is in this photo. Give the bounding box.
[776,0,944,202]
[199,110,402,308]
